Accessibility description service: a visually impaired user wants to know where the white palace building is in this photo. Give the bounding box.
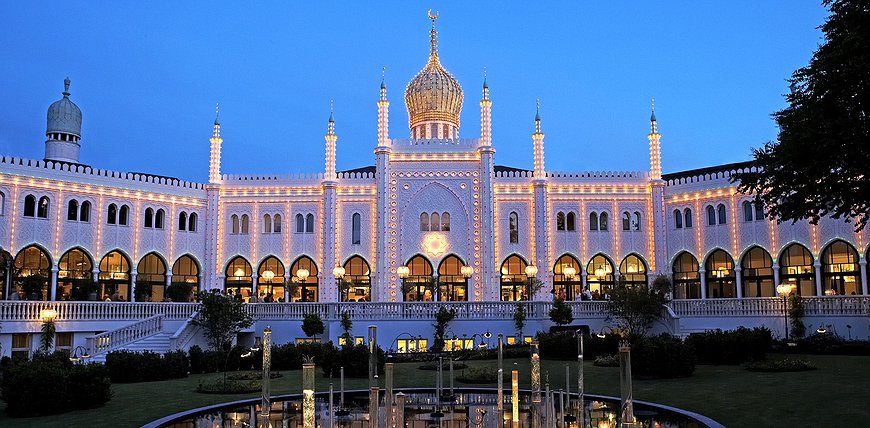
[1,17,868,358]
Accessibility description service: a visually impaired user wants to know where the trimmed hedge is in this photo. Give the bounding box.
[189,345,252,374]
[631,334,696,378]
[1,352,111,417]
[537,331,621,360]
[105,350,189,383]
[320,343,386,378]
[744,358,816,372]
[781,334,870,356]
[685,327,772,364]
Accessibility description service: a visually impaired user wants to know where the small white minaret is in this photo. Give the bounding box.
[378,68,390,147]
[533,99,545,179]
[480,68,492,147]
[209,103,222,184]
[45,77,83,163]
[375,71,392,301]
[648,99,662,181]
[325,101,337,180]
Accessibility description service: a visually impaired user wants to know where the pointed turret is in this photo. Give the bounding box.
[45,77,83,163]
[479,67,492,148]
[325,101,337,180]
[648,98,662,180]
[209,103,222,184]
[533,99,545,179]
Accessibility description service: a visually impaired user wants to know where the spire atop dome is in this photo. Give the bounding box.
[380,67,387,101]
[482,67,489,100]
[650,98,658,134]
[327,100,335,135]
[428,9,440,63]
[45,76,83,163]
[535,98,542,130]
[214,102,220,126]
[63,77,71,98]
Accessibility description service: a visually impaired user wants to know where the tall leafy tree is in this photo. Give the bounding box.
[193,291,253,351]
[734,0,870,231]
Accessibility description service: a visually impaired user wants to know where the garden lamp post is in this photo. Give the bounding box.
[39,308,57,352]
[260,326,272,417]
[397,266,410,300]
[525,265,538,300]
[69,345,90,363]
[776,283,793,340]
[333,266,346,301]
[575,328,585,426]
[563,266,577,300]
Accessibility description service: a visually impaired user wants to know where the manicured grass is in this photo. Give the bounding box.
[2,354,869,427]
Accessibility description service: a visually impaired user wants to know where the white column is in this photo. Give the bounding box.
[735,269,743,298]
[50,267,58,301]
[699,269,707,299]
[814,260,823,296]
[130,272,137,302]
[860,260,868,295]
[772,263,781,289]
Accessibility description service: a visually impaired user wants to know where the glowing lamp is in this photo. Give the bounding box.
[396,266,410,279]
[460,265,474,278]
[824,288,836,296]
[261,270,275,282]
[333,266,346,279]
[525,265,538,277]
[776,283,793,297]
[563,266,577,280]
[234,268,246,278]
[296,269,310,281]
[40,308,57,323]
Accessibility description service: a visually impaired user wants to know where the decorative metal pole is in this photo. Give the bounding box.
[559,390,566,428]
[577,330,585,426]
[511,369,520,428]
[395,392,406,428]
[497,334,504,413]
[531,340,541,403]
[385,362,394,423]
[618,341,636,426]
[368,325,379,428]
[328,382,334,428]
[260,326,272,417]
[544,382,552,428]
[340,366,345,410]
[302,361,316,428]
[449,357,455,398]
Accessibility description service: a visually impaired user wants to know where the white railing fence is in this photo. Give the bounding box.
[0,301,199,322]
[668,296,870,317]
[169,311,201,351]
[85,314,164,355]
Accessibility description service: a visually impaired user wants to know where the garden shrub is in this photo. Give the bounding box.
[196,379,260,394]
[630,334,696,378]
[418,360,468,371]
[593,354,620,367]
[537,331,620,360]
[685,327,772,364]
[743,358,816,372]
[456,366,501,383]
[105,350,189,383]
[320,343,385,378]
[189,345,248,374]
[783,334,870,356]
[1,352,111,417]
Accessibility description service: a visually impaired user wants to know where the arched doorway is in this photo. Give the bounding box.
[290,256,319,302]
[553,254,581,300]
[170,255,199,302]
[342,256,371,302]
[137,253,167,302]
[821,240,861,295]
[740,247,774,297]
[672,252,700,299]
[437,254,468,301]
[705,249,736,298]
[13,245,51,300]
[403,255,434,301]
[99,250,131,301]
[224,256,253,301]
[619,254,649,287]
[500,255,529,301]
[58,248,94,300]
[779,244,815,296]
[258,256,285,302]
[586,254,614,300]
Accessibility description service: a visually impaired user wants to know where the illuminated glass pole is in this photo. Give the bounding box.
[302,361,315,428]
[385,362,394,423]
[531,340,541,403]
[577,331,585,427]
[260,326,272,417]
[497,334,504,413]
[511,370,520,428]
[368,325,379,428]
[395,392,406,428]
[618,342,636,426]
[328,382,334,428]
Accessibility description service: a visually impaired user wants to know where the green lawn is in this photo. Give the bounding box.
[1,354,868,427]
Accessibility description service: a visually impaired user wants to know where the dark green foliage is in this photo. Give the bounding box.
[536,331,620,360]
[744,358,817,372]
[685,327,773,364]
[431,307,456,352]
[593,354,620,367]
[301,312,325,338]
[320,343,385,378]
[1,353,111,417]
[734,0,870,232]
[225,371,283,380]
[104,350,189,383]
[513,303,526,338]
[456,366,501,384]
[631,334,696,378]
[134,281,152,301]
[193,291,253,351]
[21,275,47,299]
[788,293,807,338]
[40,320,55,352]
[340,311,353,344]
[166,282,194,302]
[548,298,573,326]
[783,334,870,355]
[605,276,669,340]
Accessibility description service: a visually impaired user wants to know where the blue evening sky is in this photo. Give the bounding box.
[0,2,827,183]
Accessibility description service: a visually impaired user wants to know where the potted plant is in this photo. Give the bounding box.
[167,282,194,302]
[134,281,153,302]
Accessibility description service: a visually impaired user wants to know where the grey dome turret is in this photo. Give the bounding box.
[46,78,82,138]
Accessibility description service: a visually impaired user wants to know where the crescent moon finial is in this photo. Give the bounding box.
[428,9,439,20]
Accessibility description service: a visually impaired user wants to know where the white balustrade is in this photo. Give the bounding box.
[85,314,164,355]
[0,301,200,321]
[169,311,201,351]
[669,296,870,317]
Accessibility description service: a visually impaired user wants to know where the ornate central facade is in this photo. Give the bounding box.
[1,15,868,308]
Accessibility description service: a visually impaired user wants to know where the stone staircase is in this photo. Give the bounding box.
[89,332,173,362]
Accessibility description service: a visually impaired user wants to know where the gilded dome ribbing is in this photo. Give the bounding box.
[404,15,463,129]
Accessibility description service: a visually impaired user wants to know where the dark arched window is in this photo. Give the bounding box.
[620,254,648,286]
[586,254,614,300]
[754,202,764,221]
[67,199,79,221]
[717,204,727,225]
[599,212,608,231]
[171,255,199,300]
[272,214,280,233]
[672,252,700,299]
[155,209,165,229]
[403,255,434,301]
[674,209,683,229]
[263,214,272,233]
[188,213,197,232]
[178,211,188,231]
[80,201,90,222]
[107,204,117,224]
[57,248,93,301]
[821,240,861,295]
[257,256,285,301]
[557,212,566,231]
[430,212,440,231]
[622,212,631,231]
[589,212,598,231]
[566,212,576,231]
[420,212,430,231]
[441,212,450,231]
[296,213,304,233]
[144,208,154,228]
[98,250,131,301]
[37,196,50,218]
[12,246,51,300]
[509,212,519,243]
[633,212,641,231]
[705,249,736,298]
[500,254,529,301]
[684,208,693,228]
[231,214,240,234]
[352,213,361,245]
[119,205,129,225]
[742,201,753,222]
[437,254,468,301]
[779,243,815,296]
[342,256,371,302]
[241,214,249,235]
[137,253,167,302]
[553,254,581,300]
[290,256,319,302]
[740,247,774,297]
[23,194,36,217]
[224,256,253,301]
[305,213,314,233]
[706,206,716,226]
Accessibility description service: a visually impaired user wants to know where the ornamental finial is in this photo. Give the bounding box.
[428,9,440,61]
[63,77,71,98]
[329,99,334,123]
[214,102,220,126]
[650,98,656,122]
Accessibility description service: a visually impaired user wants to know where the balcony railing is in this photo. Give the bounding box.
[0,301,200,322]
[669,297,870,317]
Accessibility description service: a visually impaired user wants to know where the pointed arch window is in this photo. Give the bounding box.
[705,249,736,298]
[67,199,79,221]
[80,201,90,222]
[821,240,861,295]
[754,202,765,221]
[684,208,693,228]
[620,254,648,286]
[674,209,683,229]
[0,191,5,216]
[241,214,250,235]
[566,212,576,231]
[352,212,361,245]
[706,206,716,226]
[290,256,319,302]
[272,214,281,233]
[188,213,197,232]
[305,213,314,233]
[57,248,93,301]
[12,246,51,300]
[37,196,50,218]
[119,205,129,225]
[155,209,165,229]
[137,253,167,302]
[622,212,630,231]
[178,211,188,231]
[500,254,529,301]
[740,247,774,297]
[107,203,118,225]
[717,204,727,225]
[231,214,240,234]
[430,212,440,231]
[420,212,430,232]
[599,212,608,231]
[743,201,753,222]
[633,211,641,231]
[342,256,371,302]
[23,194,36,217]
[437,254,468,301]
[144,208,154,228]
[589,212,598,231]
[171,255,200,300]
[263,214,272,233]
[441,212,450,231]
[403,255,434,301]
[257,256,285,301]
[509,212,519,243]
[296,213,304,233]
[553,254,581,300]
[672,252,700,299]
[557,212,566,231]
[224,256,253,301]
[98,250,131,301]
[586,254,614,300]
[780,244,815,296]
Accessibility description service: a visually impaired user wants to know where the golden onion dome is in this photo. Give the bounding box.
[404,13,463,130]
